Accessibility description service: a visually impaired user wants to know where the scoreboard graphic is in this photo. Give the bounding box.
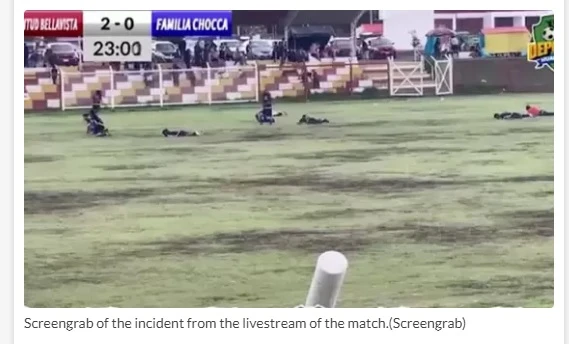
[24,10,233,62]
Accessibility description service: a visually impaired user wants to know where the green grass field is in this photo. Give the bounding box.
[24,94,554,308]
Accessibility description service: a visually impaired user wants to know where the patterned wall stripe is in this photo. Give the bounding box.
[24,61,431,111]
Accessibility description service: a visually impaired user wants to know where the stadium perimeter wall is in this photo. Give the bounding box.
[24,57,553,112]
[452,58,553,94]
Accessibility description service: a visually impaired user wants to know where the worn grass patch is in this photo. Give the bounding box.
[24,189,156,214]
[24,154,61,163]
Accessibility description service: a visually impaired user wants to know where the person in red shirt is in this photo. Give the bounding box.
[526,105,554,117]
[494,105,554,120]
[526,105,541,117]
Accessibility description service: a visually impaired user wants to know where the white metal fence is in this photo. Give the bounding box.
[388,55,454,97]
[60,63,260,111]
[388,56,426,97]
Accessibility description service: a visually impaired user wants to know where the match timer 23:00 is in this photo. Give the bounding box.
[82,11,152,62]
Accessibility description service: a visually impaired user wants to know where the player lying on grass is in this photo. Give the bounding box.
[494,112,528,120]
[82,113,110,137]
[162,128,201,137]
[297,114,330,124]
[255,109,287,123]
[494,105,554,120]
[526,105,554,117]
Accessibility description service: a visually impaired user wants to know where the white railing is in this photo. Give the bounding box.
[388,56,425,97]
[434,55,454,95]
[60,63,260,111]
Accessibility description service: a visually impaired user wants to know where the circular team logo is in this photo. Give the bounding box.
[527,14,554,72]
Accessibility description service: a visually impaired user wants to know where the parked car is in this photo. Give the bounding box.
[44,42,80,66]
[246,40,274,59]
[152,41,180,62]
[367,37,397,59]
[329,37,354,57]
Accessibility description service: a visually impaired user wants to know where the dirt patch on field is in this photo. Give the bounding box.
[24,155,61,163]
[487,175,553,183]
[157,147,213,154]
[498,209,554,237]
[472,149,500,154]
[25,227,74,235]
[238,131,303,142]
[216,175,458,194]
[403,209,554,243]
[532,190,554,198]
[443,275,553,302]
[285,149,382,162]
[85,175,181,183]
[361,133,456,145]
[285,147,464,162]
[400,119,463,127]
[24,188,155,214]
[196,292,263,306]
[507,127,554,134]
[129,146,216,155]
[123,228,380,257]
[337,120,392,128]
[463,159,504,166]
[406,225,495,244]
[206,174,553,195]
[295,208,383,221]
[100,163,161,171]
[118,210,555,258]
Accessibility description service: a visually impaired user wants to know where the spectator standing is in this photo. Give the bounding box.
[183,47,192,68]
[194,41,203,67]
[278,40,286,65]
[172,63,180,87]
[219,43,226,60]
[361,39,369,59]
[450,35,460,57]
[246,42,252,60]
[24,43,29,67]
[272,41,278,62]
[50,65,58,85]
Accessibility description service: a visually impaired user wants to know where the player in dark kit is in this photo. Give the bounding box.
[81,90,108,136]
[255,90,275,124]
[493,105,554,120]
[162,128,201,137]
[297,114,329,124]
[493,112,528,120]
[82,113,109,136]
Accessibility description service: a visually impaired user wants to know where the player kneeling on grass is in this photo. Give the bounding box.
[297,114,329,125]
[255,90,276,125]
[494,105,554,120]
[162,128,201,137]
[82,113,110,137]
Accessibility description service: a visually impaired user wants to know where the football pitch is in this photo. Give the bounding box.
[24,94,554,308]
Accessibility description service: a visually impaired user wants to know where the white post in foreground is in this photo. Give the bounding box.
[305,251,349,308]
